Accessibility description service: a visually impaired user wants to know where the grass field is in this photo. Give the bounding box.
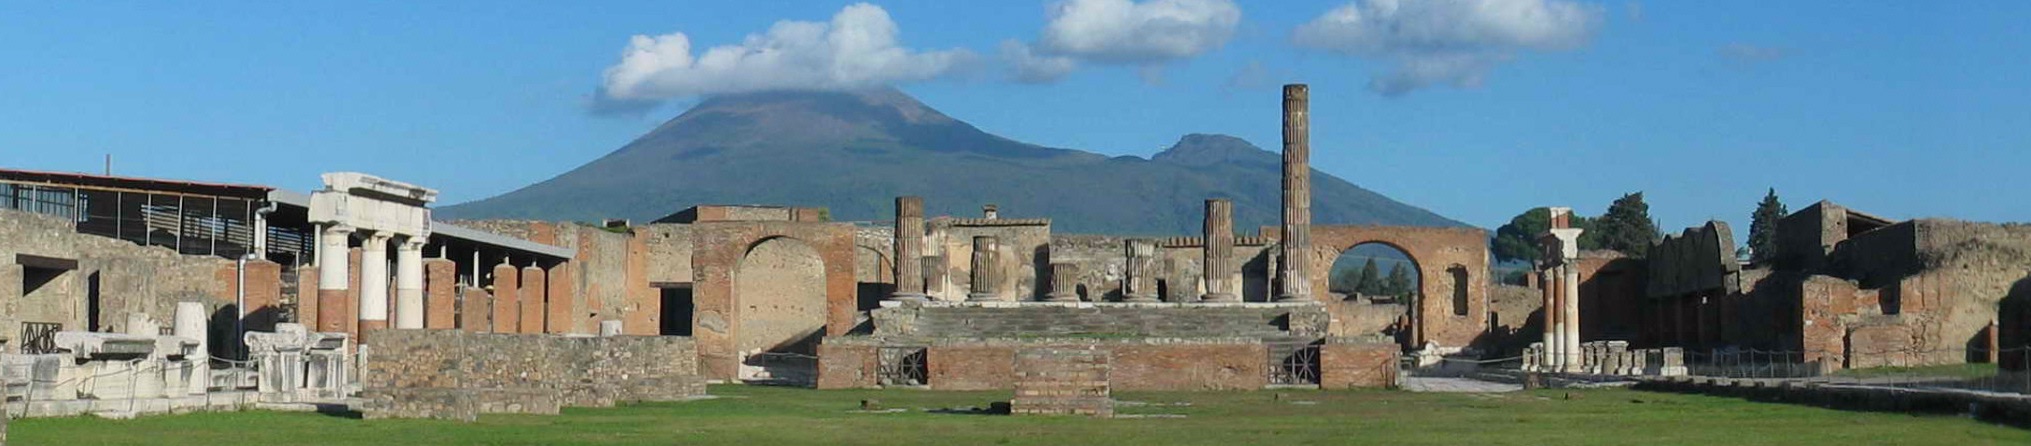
[13,384,2029,445]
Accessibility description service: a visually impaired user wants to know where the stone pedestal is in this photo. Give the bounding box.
[1276,84,1314,302]
[173,302,210,395]
[1046,263,1081,302]
[1201,199,1238,302]
[1011,347,1112,417]
[1122,239,1159,302]
[967,236,1002,301]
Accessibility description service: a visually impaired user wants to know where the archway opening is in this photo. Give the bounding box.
[1330,242,1423,348]
[734,237,828,382]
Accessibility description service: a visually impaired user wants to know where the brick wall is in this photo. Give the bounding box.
[928,344,1016,391]
[832,337,1284,391]
[816,342,878,389]
[1319,339,1398,389]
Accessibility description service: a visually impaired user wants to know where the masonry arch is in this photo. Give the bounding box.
[735,236,828,358]
[1329,242,1424,347]
[1309,225,1491,350]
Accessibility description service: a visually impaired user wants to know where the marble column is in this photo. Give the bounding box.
[1562,264,1583,372]
[968,236,1001,301]
[315,224,354,334]
[1202,199,1239,302]
[358,232,392,341]
[1539,268,1557,372]
[1548,267,1565,371]
[1123,239,1159,302]
[394,237,426,330]
[1046,262,1080,302]
[890,196,928,301]
[174,301,209,395]
[1277,84,1314,302]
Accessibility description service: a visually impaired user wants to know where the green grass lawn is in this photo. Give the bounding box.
[13,384,2029,446]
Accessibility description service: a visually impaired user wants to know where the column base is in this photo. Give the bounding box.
[886,293,930,302]
[1199,293,1238,303]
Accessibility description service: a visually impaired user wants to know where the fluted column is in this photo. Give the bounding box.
[1202,199,1238,302]
[394,237,426,329]
[1277,84,1314,302]
[1123,239,1159,302]
[358,232,391,342]
[968,236,1001,301]
[922,256,949,301]
[315,224,354,334]
[1046,262,1080,302]
[890,196,928,301]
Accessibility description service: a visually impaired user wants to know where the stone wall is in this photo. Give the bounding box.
[0,209,262,356]
[1646,221,1741,299]
[823,336,1321,391]
[872,302,1329,338]
[929,218,1050,301]
[361,329,706,421]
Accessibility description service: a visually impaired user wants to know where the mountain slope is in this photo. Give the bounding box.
[438,89,1465,234]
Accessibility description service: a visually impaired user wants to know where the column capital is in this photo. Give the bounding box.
[397,236,427,251]
[321,223,356,236]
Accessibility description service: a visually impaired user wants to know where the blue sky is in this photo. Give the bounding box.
[3,1,2026,235]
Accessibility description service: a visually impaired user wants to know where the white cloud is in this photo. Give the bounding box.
[1293,0,1604,96]
[1001,0,1240,83]
[999,40,1078,84]
[596,3,973,105]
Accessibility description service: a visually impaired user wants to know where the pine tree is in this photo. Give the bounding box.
[1355,258,1382,296]
[1748,188,1787,264]
[1383,264,1412,299]
[1491,207,1551,264]
[1594,192,1659,258]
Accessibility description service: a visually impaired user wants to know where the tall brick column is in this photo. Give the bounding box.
[1046,262,1081,302]
[968,236,1001,301]
[520,265,546,334]
[492,262,520,333]
[1202,199,1239,302]
[315,224,354,334]
[546,264,574,334]
[890,196,929,301]
[1123,239,1159,302]
[459,286,490,332]
[423,258,457,329]
[1277,84,1314,302]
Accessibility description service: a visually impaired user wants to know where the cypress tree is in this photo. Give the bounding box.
[1748,188,1787,264]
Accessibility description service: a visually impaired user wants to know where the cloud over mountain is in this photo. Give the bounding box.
[1002,0,1241,83]
[595,3,973,108]
[1293,0,1603,96]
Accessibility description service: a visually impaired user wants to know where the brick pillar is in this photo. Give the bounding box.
[891,196,928,300]
[492,262,519,333]
[1046,262,1080,302]
[459,286,490,332]
[298,262,320,330]
[423,258,457,329]
[1988,319,2001,364]
[968,236,1002,301]
[1202,199,1238,302]
[520,265,545,334]
[546,263,574,334]
[1277,84,1314,302]
[315,224,353,335]
[1123,239,1159,302]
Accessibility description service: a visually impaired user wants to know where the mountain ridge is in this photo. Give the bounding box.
[438,88,1467,235]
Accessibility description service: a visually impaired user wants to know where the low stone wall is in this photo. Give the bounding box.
[1634,376,2031,427]
[362,330,706,421]
[821,336,1395,391]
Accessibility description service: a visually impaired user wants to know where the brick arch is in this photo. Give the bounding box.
[693,222,856,380]
[1306,225,1490,349]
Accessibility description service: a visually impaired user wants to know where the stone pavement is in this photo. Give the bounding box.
[1402,377,1523,393]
